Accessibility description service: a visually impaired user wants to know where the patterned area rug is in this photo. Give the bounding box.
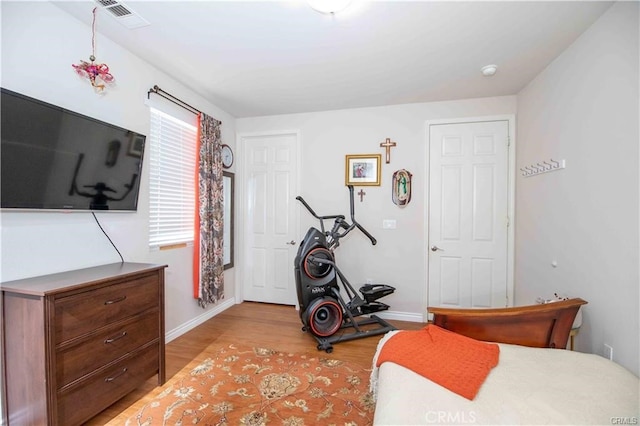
[124,343,374,425]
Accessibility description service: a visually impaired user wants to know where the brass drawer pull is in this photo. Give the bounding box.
[104,331,128,344]
[104,367,128,383]
[104,295,127,305]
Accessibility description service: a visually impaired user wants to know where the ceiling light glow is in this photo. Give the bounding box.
[307,0,353,14]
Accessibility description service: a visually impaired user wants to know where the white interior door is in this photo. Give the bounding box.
[428,120,511,309]
[242,132,298,305]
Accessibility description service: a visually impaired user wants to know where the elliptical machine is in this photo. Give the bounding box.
[294,185,396,352]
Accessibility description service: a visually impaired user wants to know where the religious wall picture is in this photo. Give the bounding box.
[345,154,381,186]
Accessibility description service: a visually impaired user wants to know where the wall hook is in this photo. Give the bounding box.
[521,158,566,177]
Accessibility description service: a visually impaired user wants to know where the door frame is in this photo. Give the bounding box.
[235,129,302,304]
[424,115,516,321]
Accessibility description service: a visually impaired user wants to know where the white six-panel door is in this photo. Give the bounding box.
[428,120,510,309]
[242,132,298,305]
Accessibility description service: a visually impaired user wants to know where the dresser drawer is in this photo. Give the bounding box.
[56,309,159,387]
[55,273,159,343]
[57,343,159,426]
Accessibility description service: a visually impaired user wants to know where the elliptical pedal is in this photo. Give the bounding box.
[360,301,390,314]
[359,284,395,302]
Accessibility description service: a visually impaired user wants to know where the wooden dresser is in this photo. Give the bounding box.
[1,262,167,426]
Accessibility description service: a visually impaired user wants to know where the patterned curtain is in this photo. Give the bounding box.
[194,113,224,307]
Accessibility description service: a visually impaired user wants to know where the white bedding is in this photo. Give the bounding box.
[371,331,639,425]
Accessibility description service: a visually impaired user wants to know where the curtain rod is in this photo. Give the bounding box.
[147,85,201,116]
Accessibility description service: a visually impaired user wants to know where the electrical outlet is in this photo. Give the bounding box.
[365,278,373,284]
[604,343,613,361]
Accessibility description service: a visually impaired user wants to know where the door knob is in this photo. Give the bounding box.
[286,240,297,245]
[431,245,444,252]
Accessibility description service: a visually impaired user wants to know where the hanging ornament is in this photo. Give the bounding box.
[72,7,114,92]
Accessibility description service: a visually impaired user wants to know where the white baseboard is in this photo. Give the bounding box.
[165,297,236,343]
[373,310,425,323]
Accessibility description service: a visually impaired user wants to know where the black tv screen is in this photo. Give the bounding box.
[1,88,146,211]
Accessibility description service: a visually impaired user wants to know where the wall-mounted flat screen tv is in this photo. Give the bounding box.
[1,88,146,211]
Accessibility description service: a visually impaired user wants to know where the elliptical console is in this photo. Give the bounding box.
[294,186,396,352]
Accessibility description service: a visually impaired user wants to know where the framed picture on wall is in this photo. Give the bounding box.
[345,154,382,186]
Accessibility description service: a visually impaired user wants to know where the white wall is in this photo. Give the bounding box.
[516,1,639,375]
[0,2,237,409]
[237,97,517,320]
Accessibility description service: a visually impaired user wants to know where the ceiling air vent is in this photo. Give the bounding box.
[94,0,150,29]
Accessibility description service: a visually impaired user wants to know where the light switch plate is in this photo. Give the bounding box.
[383,219,396,229]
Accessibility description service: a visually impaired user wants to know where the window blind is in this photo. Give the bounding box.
[148,107,198,248]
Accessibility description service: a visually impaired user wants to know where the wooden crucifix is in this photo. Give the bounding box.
[379,138,397,163]
[357,189,366,202]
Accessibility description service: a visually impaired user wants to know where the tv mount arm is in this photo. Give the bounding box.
[296,185,376,250]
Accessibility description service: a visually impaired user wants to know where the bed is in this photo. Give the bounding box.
[371,299,640,425]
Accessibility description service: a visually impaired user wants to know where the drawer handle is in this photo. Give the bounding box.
[104,367,128,383]
[104,295,127,305]
[104,331,128,344]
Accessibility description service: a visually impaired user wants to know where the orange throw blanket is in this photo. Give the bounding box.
[376,325,499,400]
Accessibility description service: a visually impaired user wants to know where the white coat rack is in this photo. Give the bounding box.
[520,159,566,177]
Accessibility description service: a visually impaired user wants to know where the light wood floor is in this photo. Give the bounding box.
[87,301,425,425]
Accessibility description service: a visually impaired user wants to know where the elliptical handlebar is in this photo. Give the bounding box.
[296,186,376,247]
[347,186,377,246]
[295,195,345,235]
[295,196,345,221]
